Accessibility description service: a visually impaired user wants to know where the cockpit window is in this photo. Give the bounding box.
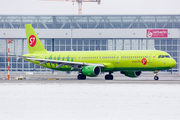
[165,55,170,58]
[158,55,171,58]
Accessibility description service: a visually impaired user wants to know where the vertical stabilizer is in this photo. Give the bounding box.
[25,24,47,54]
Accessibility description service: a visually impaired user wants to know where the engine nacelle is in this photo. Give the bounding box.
[121,71,141,78]
[82,66,101,77]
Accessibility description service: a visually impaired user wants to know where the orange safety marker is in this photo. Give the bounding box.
[8,39,13,80]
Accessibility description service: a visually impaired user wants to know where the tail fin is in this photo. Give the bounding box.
[25,24,47,54]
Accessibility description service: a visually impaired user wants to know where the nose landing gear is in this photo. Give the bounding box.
[154,71,159,80]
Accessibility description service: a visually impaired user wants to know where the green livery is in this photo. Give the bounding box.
[23,24,176,80]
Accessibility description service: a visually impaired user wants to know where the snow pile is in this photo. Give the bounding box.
[0,83,180,120]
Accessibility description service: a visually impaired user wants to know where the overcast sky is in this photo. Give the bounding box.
[0,0,179,15]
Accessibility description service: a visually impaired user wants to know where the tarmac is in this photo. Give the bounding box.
[0,73,180,84]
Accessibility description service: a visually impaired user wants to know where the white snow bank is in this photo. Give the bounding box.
[0,83,180,120]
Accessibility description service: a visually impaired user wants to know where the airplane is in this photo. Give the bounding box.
[10,24,177,80]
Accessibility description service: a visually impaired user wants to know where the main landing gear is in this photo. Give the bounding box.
[154,71,159,80]
[105,72,113,80]
[77,69,86,80]
[77,74,86,80]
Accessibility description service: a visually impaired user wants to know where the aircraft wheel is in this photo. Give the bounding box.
[154,76,159,80]
[83,75,86,80]
[77,74,86,80]
[110,75,113,80]
[105,74,113,80]
[105,75,108,80]
[77,75,80,80]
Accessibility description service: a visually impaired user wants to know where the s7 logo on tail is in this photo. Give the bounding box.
[29,35,36,47]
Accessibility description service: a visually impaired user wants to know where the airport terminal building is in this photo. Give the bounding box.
[0,15,180,73]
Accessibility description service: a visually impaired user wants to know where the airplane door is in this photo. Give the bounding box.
[148,52,154,63]
[78,54,82,62]
[115,54,120,64]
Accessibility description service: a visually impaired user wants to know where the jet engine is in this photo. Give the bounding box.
[120,71,141,78]
[82,66,101,77]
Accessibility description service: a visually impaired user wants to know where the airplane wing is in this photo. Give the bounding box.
[7,55,105,70]
[25,57,105,70]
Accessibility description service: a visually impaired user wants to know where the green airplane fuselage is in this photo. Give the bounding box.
[22,24,177,78]
[23,50,176,72]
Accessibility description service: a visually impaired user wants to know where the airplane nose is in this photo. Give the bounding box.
[170,59,176,68]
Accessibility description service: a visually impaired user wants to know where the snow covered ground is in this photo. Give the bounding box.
[0,83,180,120]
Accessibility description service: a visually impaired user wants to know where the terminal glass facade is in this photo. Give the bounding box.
[0,15,180,29]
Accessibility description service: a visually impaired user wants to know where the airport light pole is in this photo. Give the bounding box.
[8,39,13,80]
[179,29,180,75]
